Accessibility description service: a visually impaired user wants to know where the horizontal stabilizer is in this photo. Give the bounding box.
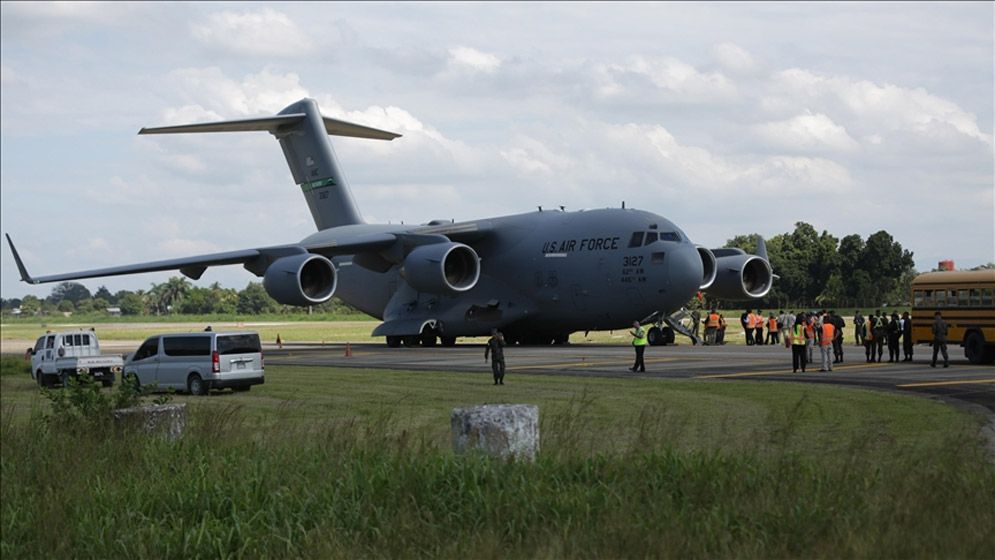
[139,114,400,140]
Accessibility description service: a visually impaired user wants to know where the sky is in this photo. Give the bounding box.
[1,1,993,300]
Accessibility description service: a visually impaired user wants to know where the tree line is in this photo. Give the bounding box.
[1,278,361,317]
[720,222,919,310]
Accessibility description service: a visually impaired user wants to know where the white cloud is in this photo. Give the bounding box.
[190,8,314,57]
[712,42,758,74]
[771,68,993,148]
[165,67,309,116]
[595,55,738,103]
[446,46,502,74]
[755,112,860,152]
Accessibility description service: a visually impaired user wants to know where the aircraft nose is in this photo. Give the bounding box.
[670,243,703,301]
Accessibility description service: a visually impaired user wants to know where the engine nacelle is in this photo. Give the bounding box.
[704,252,773,300]
[263,253,337,306]
[696,246,717,290]
[402,242,480,294]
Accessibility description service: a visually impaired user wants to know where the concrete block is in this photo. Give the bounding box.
[113,403,186,440]
[451,404,539,461]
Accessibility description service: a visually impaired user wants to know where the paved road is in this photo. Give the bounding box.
[265,342,995,412]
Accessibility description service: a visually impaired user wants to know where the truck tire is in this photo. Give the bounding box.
[188,374,207,396]
[36,370,45,388]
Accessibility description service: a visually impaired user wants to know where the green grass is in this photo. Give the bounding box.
[2,357,993,558]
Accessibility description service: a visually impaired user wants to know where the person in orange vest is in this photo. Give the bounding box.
[704,309,720,345]
[817,314,836,372]
[766,314,779,345]
[789,313,807,373]
[740,310,753,345]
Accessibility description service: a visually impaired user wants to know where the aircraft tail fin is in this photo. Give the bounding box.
[139,98,401,231]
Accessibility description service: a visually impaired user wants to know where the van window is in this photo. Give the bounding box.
[163,336,211,357]
[64,335,74,347]
[46,336,55,349]
[82,334,90,346]
[133,338,159,361]
[218,334,261,355]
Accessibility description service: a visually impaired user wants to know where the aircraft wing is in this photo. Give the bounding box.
[5,232,399,285]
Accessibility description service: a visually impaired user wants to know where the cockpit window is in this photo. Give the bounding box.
[660,231,681,242]
[628,232,645,248]
[644,232,658,245]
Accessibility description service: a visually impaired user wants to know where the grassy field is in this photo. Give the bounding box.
[1,354,992,558]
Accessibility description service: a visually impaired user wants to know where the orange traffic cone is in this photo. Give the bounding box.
[345,342,353,357]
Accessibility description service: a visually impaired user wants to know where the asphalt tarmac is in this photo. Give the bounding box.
[265,341,995,413]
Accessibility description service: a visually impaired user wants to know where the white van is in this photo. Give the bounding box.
[123,331,264,395]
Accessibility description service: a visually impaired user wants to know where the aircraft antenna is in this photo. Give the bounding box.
[622,201,626,209]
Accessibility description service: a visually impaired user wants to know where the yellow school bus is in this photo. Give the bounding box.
[910,269,995,364]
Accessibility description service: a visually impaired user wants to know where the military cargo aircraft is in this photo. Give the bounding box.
[6,98,773,347]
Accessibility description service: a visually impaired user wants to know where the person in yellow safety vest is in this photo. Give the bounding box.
[629,321,647,372]
[704,310,720,345]
[790,313,807,373]
[818,318,836,372]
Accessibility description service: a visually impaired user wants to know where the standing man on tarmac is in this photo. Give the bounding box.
[484,329,506,385]
[629,321,648,372]
[754,310,765,346]
[704,309,720,346]
[872,310,887,362]
[887,312,902,362]
[829,310,845,363]
[741,310,753,346]
[901,311,914,361]
[790,313,807,373]
[818,314,836,372]
[853,310,865,346]
[931,311,949,368]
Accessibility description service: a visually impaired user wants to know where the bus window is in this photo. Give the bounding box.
[983,288,993,307]
[958,289,970,307]
[935,290,946,307]
[969,289,980,306]
[913,290,924,307]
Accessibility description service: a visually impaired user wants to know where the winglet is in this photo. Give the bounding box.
[5,234,37,284]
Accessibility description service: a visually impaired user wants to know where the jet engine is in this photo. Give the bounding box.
[696,246,717,290]
[704,249,773,300]
[263,253,337,306]
[402,242,480,294]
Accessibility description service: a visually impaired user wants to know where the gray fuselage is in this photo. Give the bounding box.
[302,207,703,339]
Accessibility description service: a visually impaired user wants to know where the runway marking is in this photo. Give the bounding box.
[897,378,995,388]
[511,357,679,371]
[696,363,880,379]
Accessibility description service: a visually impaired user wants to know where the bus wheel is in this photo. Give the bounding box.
[963,332,986,365]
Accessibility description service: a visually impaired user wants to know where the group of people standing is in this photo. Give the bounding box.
[785,310,846,373]
[740,309,798,347]
[852,310,914,363]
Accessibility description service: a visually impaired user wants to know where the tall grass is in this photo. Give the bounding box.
[2,395,993,559]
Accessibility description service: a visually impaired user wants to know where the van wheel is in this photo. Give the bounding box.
[188,374,207,396]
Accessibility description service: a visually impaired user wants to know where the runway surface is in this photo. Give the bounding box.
[266,342,995,413]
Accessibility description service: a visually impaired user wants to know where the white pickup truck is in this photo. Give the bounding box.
[28,329,123,388]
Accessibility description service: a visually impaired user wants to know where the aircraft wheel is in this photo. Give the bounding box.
[647,327,664,346]
[386,336,401,348]
[440,336,457,347]
[421,332,438,347]
[402,335,420,347]
[663,327,675,345]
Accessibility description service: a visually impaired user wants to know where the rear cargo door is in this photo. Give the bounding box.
[217,334,262,374]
